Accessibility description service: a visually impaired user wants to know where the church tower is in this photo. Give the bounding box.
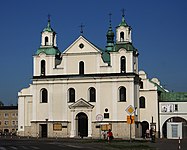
[41,16,57,47]
[116,12,132,44]
[34,16,61,76]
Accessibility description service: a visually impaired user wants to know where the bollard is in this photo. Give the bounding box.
[56,133,58,139]
[178,137,181,150]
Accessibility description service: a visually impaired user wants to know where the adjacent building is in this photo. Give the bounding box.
[0,106,18,135]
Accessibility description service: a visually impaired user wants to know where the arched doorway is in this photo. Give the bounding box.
[162,117,187,138]
[76,112,88,137]
[141,121,149,138]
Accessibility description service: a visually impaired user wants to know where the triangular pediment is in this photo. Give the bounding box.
[63,36,102,54]
[69,98,94,109]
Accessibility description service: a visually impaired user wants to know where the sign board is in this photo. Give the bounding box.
[127,115,135,124]
[53,123,62,131]
[125,105,135,115]
[96,114,103,121]
[161,104,174,112]
[101,124,112,131]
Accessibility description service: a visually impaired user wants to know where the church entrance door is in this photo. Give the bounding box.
[76,112,88,137]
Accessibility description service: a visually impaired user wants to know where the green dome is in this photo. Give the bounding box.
[43,19,54,32]
[36,47,61,55]
[118,16,128,27]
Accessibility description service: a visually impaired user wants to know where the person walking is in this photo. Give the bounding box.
[107,129,113,143]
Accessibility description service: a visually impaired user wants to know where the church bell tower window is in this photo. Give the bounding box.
[41,60,46,76]
[120,32,124,42]
[45,37,49,46]
[120,56,126,73]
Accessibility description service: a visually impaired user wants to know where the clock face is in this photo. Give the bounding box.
[79,43,84,49]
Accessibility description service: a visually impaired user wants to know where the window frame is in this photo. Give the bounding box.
[41,60,46,76]
[68,88,75,103]
[79,61,84,75]
[119,86,126,102]
[139,96,146,108]
[89,87,96,102]
[41,88,48,103]
[120,56,126,73]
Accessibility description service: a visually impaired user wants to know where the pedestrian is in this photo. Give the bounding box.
[146,128,149,138]
[107,129,113,143]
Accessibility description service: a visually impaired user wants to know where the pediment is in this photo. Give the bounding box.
[63,36,102,54]
[69,98,94,109]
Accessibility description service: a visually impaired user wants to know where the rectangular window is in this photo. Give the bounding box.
[104,113,109,119]
[4,121,9,126]
[174,104,178,111]
[4,113,8,118]
[172,125,178,138]
[12,113,15,117]
[12,121,15,126]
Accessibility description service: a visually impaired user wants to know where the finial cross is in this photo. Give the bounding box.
[109,13,112,25]
[48,14,51,22]
[79,23,85,35]
[121,8,125,17]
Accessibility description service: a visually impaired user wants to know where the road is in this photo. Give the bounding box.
[0,136,187,150]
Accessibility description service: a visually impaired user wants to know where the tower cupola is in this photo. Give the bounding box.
[41,16,57,48]
[35,16,61,56]
[116,12,132,43]
[106,13,114,51]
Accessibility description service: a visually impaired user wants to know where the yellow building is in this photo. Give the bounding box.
[0,106,18,135]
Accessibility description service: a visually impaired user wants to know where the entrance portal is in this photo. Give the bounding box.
[141,121,149,138]
[162,117,187,138]
[40,124,47,138]
[76,112,88,137]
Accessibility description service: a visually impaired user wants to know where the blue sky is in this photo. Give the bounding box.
[0,0,187,105]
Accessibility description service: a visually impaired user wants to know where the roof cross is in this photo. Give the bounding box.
[121,8,125,17]
[48,14,51,22]
[79,23,85,35]
[109,13,112,26]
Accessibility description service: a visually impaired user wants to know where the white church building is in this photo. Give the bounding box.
[18,14,187,139]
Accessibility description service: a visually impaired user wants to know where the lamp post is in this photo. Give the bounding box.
[45,118,48,138]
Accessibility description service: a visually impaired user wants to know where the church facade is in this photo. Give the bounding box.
[18,14,170,138]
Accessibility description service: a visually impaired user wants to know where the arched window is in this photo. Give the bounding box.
[139,96,145,108]
[120,32,124,42]
[79,61,84,75]
[89,87,96,102]
[68,88,75,102]
[41,88,48,103]
[41,60,46,76]
[140,81,143,89]
[45,36,49,46]
[119,86,126,102]
[121,56,126,73]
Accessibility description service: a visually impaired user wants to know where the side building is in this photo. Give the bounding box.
[0,106,18,135]
[159,92,187,139]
